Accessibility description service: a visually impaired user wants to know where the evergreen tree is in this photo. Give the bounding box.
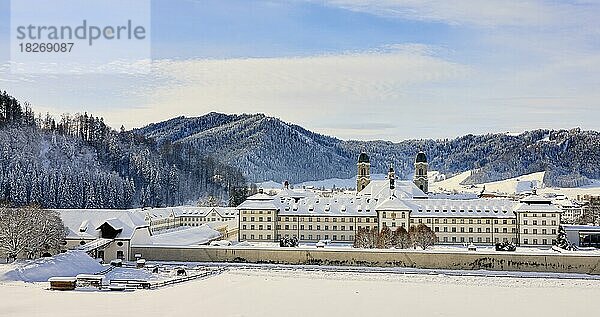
[555,225,576,251]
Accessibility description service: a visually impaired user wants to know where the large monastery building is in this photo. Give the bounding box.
[238,152,562,246]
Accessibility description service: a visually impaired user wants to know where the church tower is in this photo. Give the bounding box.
[388,164,395,190]
[357,152,371,193]
[413,151,429,193]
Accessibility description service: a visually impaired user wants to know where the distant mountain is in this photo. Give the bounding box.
[136,113,600,187]
[136,113,350,183]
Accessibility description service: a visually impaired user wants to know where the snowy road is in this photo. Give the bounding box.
[2,267,600,317]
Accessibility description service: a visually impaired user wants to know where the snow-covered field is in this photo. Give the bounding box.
[431,170,600,198]
[261,170,600,199]
[1,267,600,317]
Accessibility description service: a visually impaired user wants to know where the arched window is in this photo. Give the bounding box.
[419,168,423,175]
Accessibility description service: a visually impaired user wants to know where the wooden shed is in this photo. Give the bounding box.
[76,274,105,289]
[48,277,77,291]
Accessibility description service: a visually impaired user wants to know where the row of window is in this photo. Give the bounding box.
[242,224,272,230]
[279,224,357,231]
[277,216,374,223]
[411,218,517,225]
[242,216,272,222]
[434,226,515,234]
[523,220,557,226]
[241,224,376,232]
[440,236,515,244]
[278,234,353,241]
[522,213,557,218]
[523,228,556,235]
[241,234,272,240]
[381,212,406,219]
[240,234,355,241]
[382,222,405,228]
[180,217,221,222]
[241,210,272,215]
[523,238,556,245]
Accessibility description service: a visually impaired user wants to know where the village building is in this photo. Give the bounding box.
[141,206,238,233]
[58,209,151,261]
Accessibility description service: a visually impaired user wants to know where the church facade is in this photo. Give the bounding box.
[238,152,562,247]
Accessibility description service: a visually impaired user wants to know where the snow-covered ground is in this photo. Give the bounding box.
[234,241,600,256]
[261,170,600,199]
[431,170,600,199]
[1,267,600,317]
[0,251,104,282]
[257,174,389,190]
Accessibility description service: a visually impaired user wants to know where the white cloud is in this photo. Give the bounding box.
[8,40,598,141]
[315,0,598,28]
[94,45,470,138]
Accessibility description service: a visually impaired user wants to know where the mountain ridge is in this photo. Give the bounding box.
[134,113,600,187]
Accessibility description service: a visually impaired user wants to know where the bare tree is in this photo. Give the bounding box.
[197,195,221,207]
[392,226,410,249]
[409,224,437,250]
[353,227,378,248]
[0,205,65,261]
[353,228,366,248]
[0,206,31,261]
[376,224,393,249]
[25,206,65,258]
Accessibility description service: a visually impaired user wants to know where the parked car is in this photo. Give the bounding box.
[316,239,331,248]
[495,241,517,251]
[210,240,232,247]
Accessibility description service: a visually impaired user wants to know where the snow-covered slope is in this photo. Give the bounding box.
[0,251,103,282]
[431,171,600,199]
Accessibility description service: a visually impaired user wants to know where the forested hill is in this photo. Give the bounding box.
[0,92,248,209]
[136,113,600,187]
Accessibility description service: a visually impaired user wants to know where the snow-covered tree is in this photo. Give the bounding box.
[555,225,576,251]
[0,205,65,261]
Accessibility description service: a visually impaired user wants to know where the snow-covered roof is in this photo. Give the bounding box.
[428,193,479,200]
[246,193,274,200]
[56,209,148,240]
[408,199,518,218]
[237,183,565,219]
[275,188,317,199]
[176,206,237,217]
[141,206,237,219]
[562,225,600,232]
[514,202,562,213]
[148,225,221,246]
[237,198,280,210]
[553,199,583,208]
[143,207,176,219]
[277,196,378,217]
[97,218,125,231]
[519,195,553,204]
[358,180,427,199]
[376,196,417,211]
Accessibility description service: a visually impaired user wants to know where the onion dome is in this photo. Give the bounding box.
[415,151,427,163]
[358,152,370,163]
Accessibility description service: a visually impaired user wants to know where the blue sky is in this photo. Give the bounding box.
[1,0,599,141]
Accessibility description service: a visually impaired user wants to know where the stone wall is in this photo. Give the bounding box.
[130,246,600,275]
